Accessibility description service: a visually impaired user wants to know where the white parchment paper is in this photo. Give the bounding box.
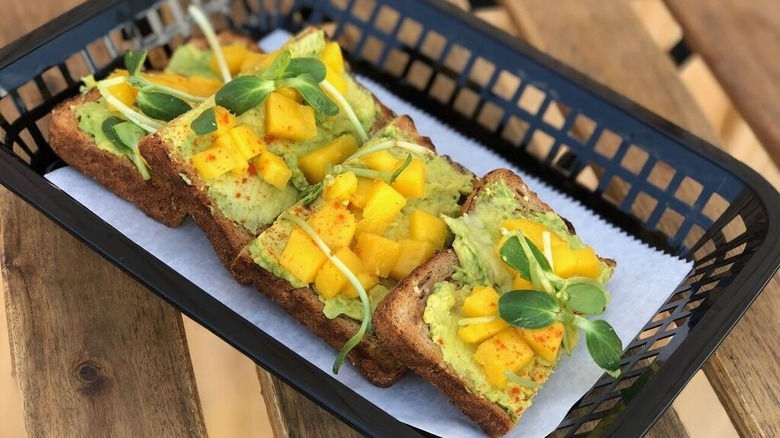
[44,30,692,438]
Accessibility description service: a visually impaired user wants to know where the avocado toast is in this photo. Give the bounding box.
[230,115,474,386]
[139,28,394,269]
[374,169,618,436]
[48,31,261,227]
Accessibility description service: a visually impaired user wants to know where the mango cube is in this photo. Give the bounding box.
[474,329,534,388]
[511,274,534,291]
[461,285,500,318]
[320,41,345,74]
[458,319,511,344]
[191,144,241,180]
[391,157,426,198]
[314,247,364,299]
[239,51,265,72]
[187,75,222,98]
[409,210,447,249]
[324,172,358,202]
[230,124,265,159]
[275,87,303,104]
[357,180,407,235]
[252,152,292,190]
[324,65,347,94]
[298,134,358,183]
[108,82,137,107]
[349,177,374,209]
[354,233,401,278]
[146,73,189,92]
[342,272,378,299]
[571,247,601,279]
[360,150,398,172]
[214,106,238,135]
[280,228,328,284]
[210,45,250,76]
[306,201,357,250]
[265,91,317,141]
[519,321,564,363]
[388,239,434,280]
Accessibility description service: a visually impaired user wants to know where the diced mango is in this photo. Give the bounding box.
[207,133,247,177]
[349,177,374,209]
[570,247,601,279]
[388,239,434,280]
[279,228,328,284]
[320,41,345,74]
[324,64,347,94]
[342,272,378,299]
[314,246,364,299]
[210,45,249,76]
[187,75,222,98]
[265,91,317,141]
[298,134,358,183]
[409,210,447,249]
[230,124,265,159]
[191,144,241,180]
[251,50,281,73]
[392,157,426,198]
[474,329,534,388]
[252,152,292,190]
[461,285,500,318]
[324,172,358,202]
[275,87,303,104]
[239,51,265,73]
[306,201,357,250]
[360,150,398,172]
[146,73,189,92]
[519,321,564,363]
[214,106,238,135]
[357,180,406,235]
[354,233,401,278]
[108,82,137,107]
[458,319,511,344]
[551,243,577,278]
[512,274,534,291]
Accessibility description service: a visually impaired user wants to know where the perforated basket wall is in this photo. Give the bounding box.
[1,0,778,436]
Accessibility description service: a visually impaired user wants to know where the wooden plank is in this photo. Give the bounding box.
[664,0,780,166]
[0,189,207,437]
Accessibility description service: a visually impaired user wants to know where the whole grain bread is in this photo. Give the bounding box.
[47,31,261,227]
[373,168,615,437]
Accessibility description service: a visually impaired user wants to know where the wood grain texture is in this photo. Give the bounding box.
[664,0,780,166]
[0,189,207,437]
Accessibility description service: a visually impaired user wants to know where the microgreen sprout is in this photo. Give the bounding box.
[188,4,231,83]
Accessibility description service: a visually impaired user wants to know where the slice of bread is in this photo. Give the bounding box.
[139,29,394,270]
[373,168,615,437]
[48,32,261,227]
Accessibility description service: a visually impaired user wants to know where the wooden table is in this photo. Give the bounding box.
[2,0,779,436]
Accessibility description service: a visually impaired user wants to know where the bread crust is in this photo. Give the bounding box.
[374,168,616,437]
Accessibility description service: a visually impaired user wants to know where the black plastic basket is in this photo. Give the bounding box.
[1,0,778,436]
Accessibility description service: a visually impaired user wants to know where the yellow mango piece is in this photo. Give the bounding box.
[461,285,500,318]
[230,124,266,159]
[187,75,222,98]
[324,172,358,202]
[409,210,447,249]
[391,157,426,198]
[191,144,241,180]
[320,41,345,74]
[388,239,434,280]
[354,233,401,278]
[298,134,358,183]
[251,50,281,73]
[512,274,534,291]
[280,228,328,284]
[146,73,189,92]
[571,247,601,279]
[551,242,578,278]
[519,321,564,363]
[458,318,511,344]
[314,247,364,299]
[474,329,534,388]
[214,106,238,135]
[275,87,303,103]
[360,150,398,172]
[357,180,406,235]
[306,201,357,250]
[108,82,137,107]
[349,177,374,209]
[210,45,249,76]
[324,64,347,93]
[342,272,378,299]
[209,134,245,176]
[265,91,317,141]
[252,152,292,190]
[239,51,265,73]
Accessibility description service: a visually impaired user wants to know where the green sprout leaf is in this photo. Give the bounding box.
[498,290,559,329]
[389,154,413,184]
[215,75,275,116]
[281,57,327,82]
[258,50,292,81]
[101,117,150,180]
[499,235,551,280]
[575,317,622,375]
[112,121,145,149]
[191,107,218,135]
[136,90,191,121]
[124,50,147,77]
[566,278,609,315]
[102,116,131,154]
[278,74,339,116]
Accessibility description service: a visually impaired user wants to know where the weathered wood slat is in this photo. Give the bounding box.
[0,189,207,437]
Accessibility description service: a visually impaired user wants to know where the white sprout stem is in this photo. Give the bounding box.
[188,5,231,83]
[504,371,540,389]
[395,140,435,156]
[140,80,207,103]
[344,139,395,163]
[321,79,368,142]
[96,84,162,132]
[542,231,554,272]
[458,315,496,326]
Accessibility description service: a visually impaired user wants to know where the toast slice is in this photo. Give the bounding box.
[230,115,475,387]
[139,28,394,270]
[374,168,616,436]
[48,32,261,227]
